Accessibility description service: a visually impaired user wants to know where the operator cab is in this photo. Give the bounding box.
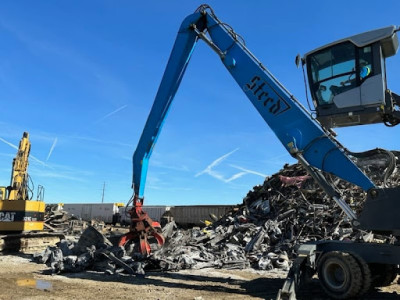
[302,26,400,128]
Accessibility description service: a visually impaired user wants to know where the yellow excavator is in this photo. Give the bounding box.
[0,132,61,253]
[0,132,45,231]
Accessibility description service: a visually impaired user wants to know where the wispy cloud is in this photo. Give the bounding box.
[0,19,133,107]
[46,137,58,161]
[30,169,87,182]
[146,184,192,192]
[29,161,94,183]
[145,173,192,192]
[94,105,128,124]
[67,134,132,148]
[151,159,190,172]
[266,153,292,162]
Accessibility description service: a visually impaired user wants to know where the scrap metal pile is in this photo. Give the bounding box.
[151,149,400,272]
[44,205,108,235]
[34,148,399,275]
[34,226,145,275]
[44,205,83,234]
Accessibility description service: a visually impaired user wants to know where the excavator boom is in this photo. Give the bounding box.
[133,7,375,199]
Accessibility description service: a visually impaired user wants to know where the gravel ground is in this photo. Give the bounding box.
[1,254,399,300]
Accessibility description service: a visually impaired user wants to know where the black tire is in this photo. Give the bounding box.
[317,251,362,299]
[351,253,372,297]
[369,264,398,288]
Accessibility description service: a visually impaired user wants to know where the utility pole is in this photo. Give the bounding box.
[101,182,105,203]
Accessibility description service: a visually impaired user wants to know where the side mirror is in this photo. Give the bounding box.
[295,54,305,68]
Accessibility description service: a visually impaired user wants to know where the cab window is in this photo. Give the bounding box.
[307,43,373,106]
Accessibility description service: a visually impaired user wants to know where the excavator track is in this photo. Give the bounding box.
[0,232,64,254]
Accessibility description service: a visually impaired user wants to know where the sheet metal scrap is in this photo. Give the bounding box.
[44,206,88,234]
[33,226,144,275]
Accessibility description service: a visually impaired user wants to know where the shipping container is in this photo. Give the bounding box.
[119,206,170,225]
[168,205,235,226]
[60,203,235,227]
[62,203,121,224]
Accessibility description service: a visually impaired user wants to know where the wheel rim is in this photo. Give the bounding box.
[323,259,348,291]
[318,251,363,299]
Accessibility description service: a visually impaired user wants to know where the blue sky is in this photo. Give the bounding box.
[0,1,399,206]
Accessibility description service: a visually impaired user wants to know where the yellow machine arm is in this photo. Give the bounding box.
[8,132,31,200]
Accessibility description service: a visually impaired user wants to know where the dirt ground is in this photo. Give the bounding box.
[0,254,399,300]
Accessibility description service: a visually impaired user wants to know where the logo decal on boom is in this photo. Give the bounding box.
[244,75,291,116]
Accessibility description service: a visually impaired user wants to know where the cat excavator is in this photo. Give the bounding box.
[0,132,61,253]
[120,4,400,299]
[0,132,45,231]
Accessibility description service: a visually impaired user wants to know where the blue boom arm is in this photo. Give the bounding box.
[132,6,375,219]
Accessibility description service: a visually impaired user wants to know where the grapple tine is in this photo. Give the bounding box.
[152,230,165,246]
[139,235,151,256]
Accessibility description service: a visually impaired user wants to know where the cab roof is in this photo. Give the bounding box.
[304,26,399,60]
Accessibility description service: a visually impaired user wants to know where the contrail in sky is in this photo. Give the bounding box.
[229,164,268,178]
[0,136,47,166]
[46,137,58,161]
[195,148,250,183]
[95,104,128,124]
[195,148,239,177]
[195,148,268,183]
[0,137,18,150]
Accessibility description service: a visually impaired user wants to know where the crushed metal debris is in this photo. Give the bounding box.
[34,149,400,276]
